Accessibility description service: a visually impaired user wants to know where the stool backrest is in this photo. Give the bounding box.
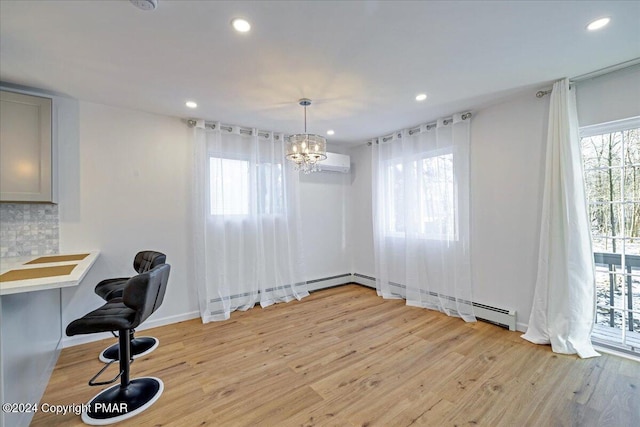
[133,251,166,274]
[123,264,171,327]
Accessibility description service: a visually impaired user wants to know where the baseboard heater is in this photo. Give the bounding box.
[207,273,517,331]
[470,302,517,331]
[349,273,517,331]
[206,274,353,317]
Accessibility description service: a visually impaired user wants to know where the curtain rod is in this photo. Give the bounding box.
[367,112,472,146]
[536,58,640,98]
[186,119,279,139]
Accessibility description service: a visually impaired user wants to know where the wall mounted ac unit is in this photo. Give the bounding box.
[318,152,350,173]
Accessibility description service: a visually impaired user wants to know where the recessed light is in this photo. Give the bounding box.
[587,17,610,31]
[415,93,427,101]
[185,101,198,109]
[327,130,335,136]
[232,18,251,33]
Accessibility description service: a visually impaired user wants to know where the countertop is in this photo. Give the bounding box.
[0,251,100,295]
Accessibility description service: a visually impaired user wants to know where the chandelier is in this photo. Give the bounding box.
[286,98,327,173]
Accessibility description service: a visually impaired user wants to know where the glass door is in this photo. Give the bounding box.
[580,117,640,354]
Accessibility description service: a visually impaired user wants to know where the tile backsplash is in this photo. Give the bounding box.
[0,203,59,258]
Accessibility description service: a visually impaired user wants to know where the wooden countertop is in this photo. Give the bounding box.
[0,251,100,295]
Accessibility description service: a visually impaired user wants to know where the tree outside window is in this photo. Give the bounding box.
[580,120,640,338]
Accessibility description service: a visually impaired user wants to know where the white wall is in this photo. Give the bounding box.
[348,144,374,278]
[299,143,352,281]
[470,93,549,329]
[59,101,199,346]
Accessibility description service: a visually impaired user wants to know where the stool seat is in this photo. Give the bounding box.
[66,298,136,336]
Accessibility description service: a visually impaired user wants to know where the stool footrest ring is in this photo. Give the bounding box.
[88,358,133,387]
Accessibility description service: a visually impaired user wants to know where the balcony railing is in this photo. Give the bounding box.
[593,252,639,332]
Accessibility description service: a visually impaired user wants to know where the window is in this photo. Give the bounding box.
[210,157,249,215]
[257,162,284,215]
[386,149,455,240]
[580,117,640,352]
[209,156,284,216]
[387,161,405,234]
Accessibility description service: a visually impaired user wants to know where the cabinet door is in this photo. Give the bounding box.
[0,91,53,202]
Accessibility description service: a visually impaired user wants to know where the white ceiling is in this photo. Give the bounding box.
[1,1,639,145]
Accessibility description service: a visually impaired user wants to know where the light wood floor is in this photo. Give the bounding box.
[33,284,639,426]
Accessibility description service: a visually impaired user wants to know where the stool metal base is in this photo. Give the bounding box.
[99,337,158,363]
[81,377,164,425]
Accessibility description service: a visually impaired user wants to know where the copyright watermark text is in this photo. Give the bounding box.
[2,402,127,416]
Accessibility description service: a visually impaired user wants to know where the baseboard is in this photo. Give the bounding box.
[350,273,376,289]
[306,273,376,291]
[352,273,518,331]
[306,273,353,292]
[516,322,528,333]
[62,310,200,348]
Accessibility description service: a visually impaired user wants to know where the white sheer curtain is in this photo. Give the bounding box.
[372,114,475,321]
[193,123,308,322]
[522,79,599,358]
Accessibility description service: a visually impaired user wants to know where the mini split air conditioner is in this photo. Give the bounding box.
[318,152,350,173]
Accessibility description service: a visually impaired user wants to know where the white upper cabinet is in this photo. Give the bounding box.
[0,90,54,202]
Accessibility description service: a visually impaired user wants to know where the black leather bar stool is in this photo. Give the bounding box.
[67,264,170,425]
[95,250,166,362]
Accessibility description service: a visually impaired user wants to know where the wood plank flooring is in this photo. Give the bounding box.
[32,285,640,426]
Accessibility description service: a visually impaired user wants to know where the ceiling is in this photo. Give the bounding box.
[1,1,639,145]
